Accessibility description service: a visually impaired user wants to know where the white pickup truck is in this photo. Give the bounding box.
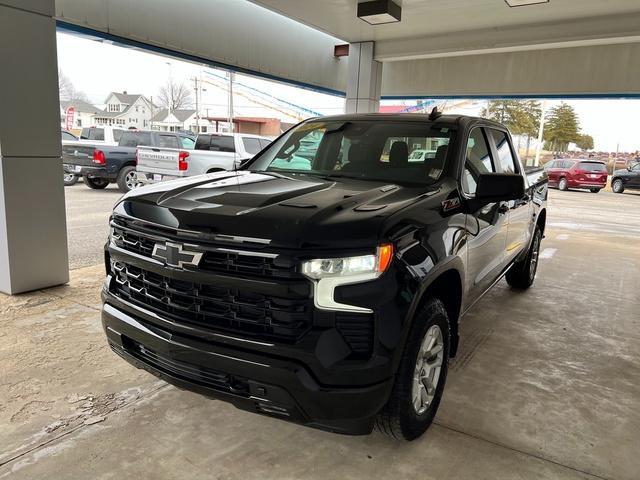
[136,133,272,185]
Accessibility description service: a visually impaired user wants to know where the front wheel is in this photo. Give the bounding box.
[612,178,624,194]
[83,176,109,190]
[375,298,450,440]
[506,226,542,289]
[63,173,78,186]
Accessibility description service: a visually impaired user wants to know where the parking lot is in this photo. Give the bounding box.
[0,186,638,479]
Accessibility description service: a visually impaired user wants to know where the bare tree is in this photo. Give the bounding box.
[157,78,194,111]
[58,69,89,102]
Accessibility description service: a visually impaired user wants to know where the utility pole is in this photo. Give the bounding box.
[193,77,200,134]
[534,100,547,167]
[150,95,154,130]
[228,71,235,133]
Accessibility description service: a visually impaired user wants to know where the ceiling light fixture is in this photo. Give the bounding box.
[357,0,402,25]
[505,0,549,6]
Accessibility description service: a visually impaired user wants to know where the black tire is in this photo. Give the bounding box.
[83,176,109,190]
[116,166,138,192]
[558,177,568,191]
[506,226,542,289]
[590,188,600,193]
[63,173,78,186]
[375,298,450,441]
[612,178,624,194]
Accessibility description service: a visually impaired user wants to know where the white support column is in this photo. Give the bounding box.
[0,1,69,294]
[345,42,383,114]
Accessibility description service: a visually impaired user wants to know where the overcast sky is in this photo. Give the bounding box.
[57,32,640,152]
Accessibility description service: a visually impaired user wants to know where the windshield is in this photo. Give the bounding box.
[247,120,453,185]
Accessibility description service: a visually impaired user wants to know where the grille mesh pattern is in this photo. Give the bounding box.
[110,262,311,341]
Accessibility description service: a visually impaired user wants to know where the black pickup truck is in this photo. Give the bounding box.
[62,131,195,192]
[101,113,548,440]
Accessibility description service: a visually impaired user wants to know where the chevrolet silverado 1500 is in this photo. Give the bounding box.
[101,113,548,440]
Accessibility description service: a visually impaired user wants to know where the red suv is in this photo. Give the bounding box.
[544,159,608,193]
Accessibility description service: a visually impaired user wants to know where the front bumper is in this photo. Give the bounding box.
[102,292,393,435]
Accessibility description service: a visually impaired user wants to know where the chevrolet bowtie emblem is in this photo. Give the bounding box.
[152,242,203,269]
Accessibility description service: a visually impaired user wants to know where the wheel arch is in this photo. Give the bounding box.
[536,208,547,236]
[406,264,464,359]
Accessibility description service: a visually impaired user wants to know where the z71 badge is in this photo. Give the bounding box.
[442,197,461,212]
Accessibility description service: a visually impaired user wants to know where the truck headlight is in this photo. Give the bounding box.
[301,244,393,313]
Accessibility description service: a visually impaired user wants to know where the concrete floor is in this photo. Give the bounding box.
[1,188,639,479]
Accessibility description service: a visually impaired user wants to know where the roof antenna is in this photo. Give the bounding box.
[429,106,442,120]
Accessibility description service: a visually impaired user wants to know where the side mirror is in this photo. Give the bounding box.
[468,173,525,210]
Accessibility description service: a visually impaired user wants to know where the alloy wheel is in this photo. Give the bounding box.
[529,232,541,282]
[125,171,138,191]
[612,179,623,193]
[412,325,444,415]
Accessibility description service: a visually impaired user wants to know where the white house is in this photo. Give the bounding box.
[60,99,102,130]
[150,108,213,133]
[92,92,155,129]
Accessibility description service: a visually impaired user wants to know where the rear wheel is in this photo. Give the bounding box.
[63,173,78,186]
[506,226,542,289]
[590,188,600,193]
[117,166,138,192]
[558,177,568,191]
[375,298,449,440]
[83,176,109,190]
[612,178,624,194]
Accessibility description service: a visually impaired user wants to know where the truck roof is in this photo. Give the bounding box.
[305,113,507,129]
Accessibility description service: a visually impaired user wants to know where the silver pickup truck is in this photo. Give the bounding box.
[136,133,272,184]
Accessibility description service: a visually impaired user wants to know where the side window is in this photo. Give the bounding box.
[91,129,105,141]
[195,135,211,151]
[209,136,236,153]
[632,163,640,172]
[463,128,495,195]
[157,135,181,149]
[181,137,195,149]
[241,137,262,155]
[259,139,271,149]
[489,129,518,174]
[113,129,124,142]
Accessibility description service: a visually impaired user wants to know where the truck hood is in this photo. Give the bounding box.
[114,171,433,249]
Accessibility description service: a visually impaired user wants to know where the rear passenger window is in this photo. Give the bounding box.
[195,135,211,150]
[242,137,262,155]
[209,135,235,153]
[157,135,180,149]
[119,132,151,147]
[489,129,518,174]
[463,128,495,195]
